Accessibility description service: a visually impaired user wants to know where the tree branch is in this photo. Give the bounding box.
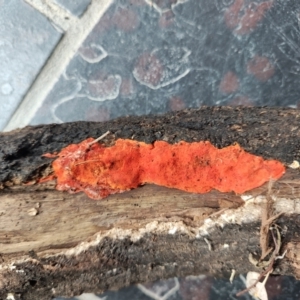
[1,107,300,300]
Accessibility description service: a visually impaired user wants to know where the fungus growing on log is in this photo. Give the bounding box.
[44,138,285,200]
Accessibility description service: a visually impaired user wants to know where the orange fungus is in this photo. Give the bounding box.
[47,138,285,199]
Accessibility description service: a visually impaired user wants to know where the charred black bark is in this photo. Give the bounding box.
[1,106,299,185]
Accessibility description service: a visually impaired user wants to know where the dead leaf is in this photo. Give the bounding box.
[246,271,268,300]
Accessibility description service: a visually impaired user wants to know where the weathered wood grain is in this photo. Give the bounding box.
[1,107,300,300]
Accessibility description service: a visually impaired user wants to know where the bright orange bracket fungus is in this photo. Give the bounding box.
[44,138,285,200]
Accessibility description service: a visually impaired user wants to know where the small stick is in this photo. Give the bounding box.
[236,264,274,297]
[208,208,228,218]
[276,249,287,260]
[71,131,111,167]
[237,225,283,297]
[229,269,236,284]
[88,131,110,146]
[204,238,212,251]
[74,160,103,166]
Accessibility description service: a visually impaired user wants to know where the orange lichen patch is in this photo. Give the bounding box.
[42,153,58,158]
[224,0,273,35]
[46,138,285,200]
[219,71,239,94]
[247,55,275,82]
[169,96,186,111]
[23,180,37,186]
[38,174,56,183]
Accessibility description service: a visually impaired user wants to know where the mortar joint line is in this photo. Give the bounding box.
[4,0,114,132]
[24,0,77,31]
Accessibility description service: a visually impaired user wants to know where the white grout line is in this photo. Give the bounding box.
[4,0,114,132]
[24,0,76,31]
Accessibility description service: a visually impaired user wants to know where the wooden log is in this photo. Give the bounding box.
[1,106,300,300]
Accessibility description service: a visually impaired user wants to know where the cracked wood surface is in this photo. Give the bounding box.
[1,106,300,300]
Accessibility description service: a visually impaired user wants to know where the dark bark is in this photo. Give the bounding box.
[1,106,300,186]
[1,106,300,300]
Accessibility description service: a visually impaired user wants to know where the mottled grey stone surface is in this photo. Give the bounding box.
[31,0,300,127]
[0,0,61,130]
[56,274,300,300]
[54,0,91,16]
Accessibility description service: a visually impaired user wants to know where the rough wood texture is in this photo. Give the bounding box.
[1,106,300,300]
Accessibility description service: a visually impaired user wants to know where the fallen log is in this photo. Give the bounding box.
[1,106,300,300]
